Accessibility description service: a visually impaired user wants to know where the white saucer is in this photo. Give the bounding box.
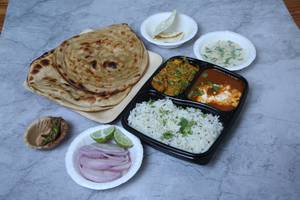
[193,31,256,71]
[141,12,198,48]
[65,125,143,190]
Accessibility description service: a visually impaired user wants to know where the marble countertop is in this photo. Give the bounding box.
[0,0,299,199]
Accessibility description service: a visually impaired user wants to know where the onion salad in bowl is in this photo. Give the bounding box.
[65,125,143,190]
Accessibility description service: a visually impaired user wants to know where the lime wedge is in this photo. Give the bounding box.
[113,129,133,148]
[90,126,115,143]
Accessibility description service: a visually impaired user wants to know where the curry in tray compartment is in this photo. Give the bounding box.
[151,59,199,96]
[188,68,244,111]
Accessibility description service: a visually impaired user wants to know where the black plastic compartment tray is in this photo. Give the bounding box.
[121,56,248,164]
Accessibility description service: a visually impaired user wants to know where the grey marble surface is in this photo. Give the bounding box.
[0,0,299,199]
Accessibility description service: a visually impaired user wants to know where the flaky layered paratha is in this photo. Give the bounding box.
[26,50,132,111]
[55,24,148,95]
[25,24,148,112]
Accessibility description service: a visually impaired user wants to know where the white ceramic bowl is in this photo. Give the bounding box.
[193,31,256,71]
[141,12,198,48]
[65,125,143,190]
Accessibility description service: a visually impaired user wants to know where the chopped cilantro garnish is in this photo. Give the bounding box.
[161,131,174,140]
[159,108,169,115]
[180,80,189,88]
[167,80,175,85]
[206,80,213,86]
[191,88,204,96]
[212,83,221,91]
[148,99,154,105]
[175,69,182,76]
[201,72,208,78]
[178,117,195,136]
[191,69,198,75]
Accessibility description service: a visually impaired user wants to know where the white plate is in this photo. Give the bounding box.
[193,31,256,71]
[65,125,143,190]
[141,12,198,48]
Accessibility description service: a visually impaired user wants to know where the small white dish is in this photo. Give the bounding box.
[141,12,198,48]
[65,125,143,190]
[193,31,256,71]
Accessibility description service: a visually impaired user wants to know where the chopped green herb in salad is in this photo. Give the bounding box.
[201,40,245,68]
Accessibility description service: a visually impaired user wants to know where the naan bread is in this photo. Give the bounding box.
[25,24,148,112]
[54,24,148,95]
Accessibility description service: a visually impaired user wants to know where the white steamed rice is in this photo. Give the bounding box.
[128,98,223,153]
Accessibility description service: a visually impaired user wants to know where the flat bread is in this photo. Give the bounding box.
[25,24,148,112]
[26,52,130,111]
[54,24,148,95]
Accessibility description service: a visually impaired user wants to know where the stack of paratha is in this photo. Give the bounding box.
[25,24,149,112]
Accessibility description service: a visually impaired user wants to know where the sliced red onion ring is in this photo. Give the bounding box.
[109,162,132,172]
[78,147,107,159]
[104,154,129,161]
[79,156,129,170]
[91,143,129,156]
[78,146,129,160]
[79,166,122,183]
[76,144,132,183]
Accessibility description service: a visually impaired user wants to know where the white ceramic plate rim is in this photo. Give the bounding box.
[193,31,256,71]
[141,12,198,47]
[65,125,143,190]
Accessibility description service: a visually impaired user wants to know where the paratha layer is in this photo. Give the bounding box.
[26,53,130,111]
[25,24,148,112]
[54,24,148,95]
